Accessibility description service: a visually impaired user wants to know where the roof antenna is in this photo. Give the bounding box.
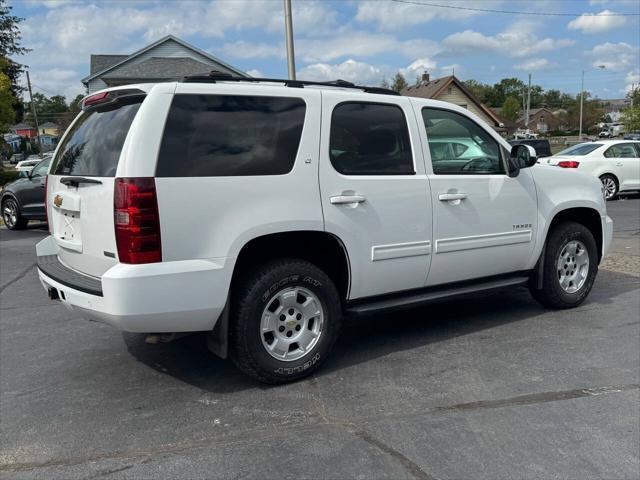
[452,67,455,77]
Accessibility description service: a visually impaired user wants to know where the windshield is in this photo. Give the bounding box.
[51,100,142,177]
[555,143,602,156]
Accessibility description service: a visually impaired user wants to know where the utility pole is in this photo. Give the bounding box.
[283,0,296,80]
[25,70,43,157]
[578,69,585,139]
[526,73,531,130]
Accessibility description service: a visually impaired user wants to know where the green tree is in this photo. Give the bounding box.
[621,106,640,132]
[628,86,640,108]
[391,72,408,93]
[0,0,30,122]
[485,78,526,107]
[501,96,520,122]
[380,78,390,89]
[462,79,491,103]
[0,62,16,132]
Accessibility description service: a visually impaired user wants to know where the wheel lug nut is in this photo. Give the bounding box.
[288,309,294,315]
[279,315,285,321]
[286,331,292,337]
[295,325,301,331]
[296,313,302,320]
[279,326,285,332]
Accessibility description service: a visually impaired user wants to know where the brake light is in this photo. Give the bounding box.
[114,178,161,264]
[44,175,49,232]
[83,91,109,108]
[558,160,580,168]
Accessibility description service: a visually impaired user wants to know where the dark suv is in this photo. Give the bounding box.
[1,157,50,230]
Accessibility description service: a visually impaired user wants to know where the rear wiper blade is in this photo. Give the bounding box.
[60,177,103,187]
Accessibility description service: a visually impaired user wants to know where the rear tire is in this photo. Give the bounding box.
[599,174,618,200]
[530,222,598,309]
[2,198,28,230]
[230,258,342,384]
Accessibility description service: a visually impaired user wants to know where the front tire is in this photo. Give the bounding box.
[531,221,598,309]
[2,198,28,230]
[230,259,342,384]
[600,174,618,200]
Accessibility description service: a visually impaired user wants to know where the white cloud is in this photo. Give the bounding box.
[297,32,438,62]
[442,21,574,58]
[588,42,639,71]
[567,10,627,34]
[246,69,264,78]
[355,0,501,30]
[400,58,438,82]
[298,59,389,85]
[26,68,84,101]
[297,58,441,86]
[624,70,640,92]
[219,41,284,60]
[514,58,553,71]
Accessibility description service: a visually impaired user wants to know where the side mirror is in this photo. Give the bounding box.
[508,144,537,177]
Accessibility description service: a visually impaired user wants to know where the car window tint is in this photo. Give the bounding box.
[52,101,142,177]
[157,95,306,177]
[329,102,414,175]
[556,143,602,156]
[30,158,51,177]
[422,108,504,175]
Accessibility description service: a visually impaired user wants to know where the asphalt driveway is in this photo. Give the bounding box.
[1,199,638,479]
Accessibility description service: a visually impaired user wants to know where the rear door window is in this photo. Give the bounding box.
[329,102,414,175]
[156,94,306,177]
[52,102,142,177]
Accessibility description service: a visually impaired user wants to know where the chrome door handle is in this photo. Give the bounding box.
[330,195,366,205]
[615,163,623,166]
[438,193,467,201]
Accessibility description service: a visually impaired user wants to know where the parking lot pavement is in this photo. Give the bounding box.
[1,200,638,480]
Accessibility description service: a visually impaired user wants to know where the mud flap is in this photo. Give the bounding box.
[206,298,230,359]
[530,243,546,290]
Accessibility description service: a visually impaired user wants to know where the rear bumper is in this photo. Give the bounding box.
[602,214,613,261]
[36,236,232,333]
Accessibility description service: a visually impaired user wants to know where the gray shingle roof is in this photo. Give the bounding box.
[90,55,128,74]
[402,76,454,98]
[101,57,217,80]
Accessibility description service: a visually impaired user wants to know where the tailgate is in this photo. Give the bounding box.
[47,92,144,278]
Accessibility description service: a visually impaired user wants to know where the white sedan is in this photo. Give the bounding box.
[14,159,42,173]
[541,140,640,199]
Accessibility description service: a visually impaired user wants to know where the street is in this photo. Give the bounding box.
[1,199,639,479]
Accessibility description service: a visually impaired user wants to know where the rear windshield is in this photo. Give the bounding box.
[556,143,602,156]
[51,101,142,177]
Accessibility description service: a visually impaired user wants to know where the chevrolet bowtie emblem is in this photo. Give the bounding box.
[53,195,63,208]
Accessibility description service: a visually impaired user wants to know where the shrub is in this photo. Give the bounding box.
[0,169,20,186]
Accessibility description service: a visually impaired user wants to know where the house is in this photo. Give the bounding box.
[39,122,60,136]
[81,35,248,94]
[516,108,560,134]
[10,123,37,139]
[599,98,631,123]
[3,133,21,152]
[402,74,507,134]
[39,134,58,152]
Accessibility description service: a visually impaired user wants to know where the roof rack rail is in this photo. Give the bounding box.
[181,70,401,96]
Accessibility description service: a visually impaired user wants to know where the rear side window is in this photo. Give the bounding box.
[156,95,306,177]
[329,102,414,175]
[52,102,142,177]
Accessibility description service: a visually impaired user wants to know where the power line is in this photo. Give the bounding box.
[389,0,640,16]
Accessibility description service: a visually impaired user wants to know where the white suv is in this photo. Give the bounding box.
[36,75,613,383]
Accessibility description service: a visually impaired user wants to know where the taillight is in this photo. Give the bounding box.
[558,160,580,168]
[114,178,162,264]
[83,91,109,108]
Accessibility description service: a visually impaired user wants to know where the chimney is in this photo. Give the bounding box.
[422,71,430,84]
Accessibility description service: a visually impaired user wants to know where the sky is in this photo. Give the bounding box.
[10,0,640,103]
